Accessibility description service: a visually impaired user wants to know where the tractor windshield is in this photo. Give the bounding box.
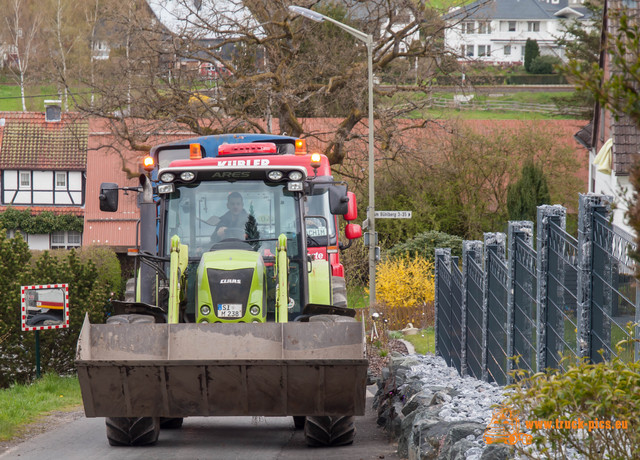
[163,180,302,259]
[162,179,306,320]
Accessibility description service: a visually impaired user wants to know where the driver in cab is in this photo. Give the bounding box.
[208,192,249,241]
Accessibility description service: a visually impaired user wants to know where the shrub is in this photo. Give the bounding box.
[0,235,115,388]
[387,230,463,262]
[375,256,435,329]
[505,355,640,459]
[529,55,562,75]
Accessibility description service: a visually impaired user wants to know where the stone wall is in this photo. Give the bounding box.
[373,353,513,460]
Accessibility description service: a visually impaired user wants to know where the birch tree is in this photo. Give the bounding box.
[3,0,42,111]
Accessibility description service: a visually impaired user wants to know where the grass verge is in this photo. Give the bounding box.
[0,374,82,441]
[347,284,369,309]
[401,327,435,355]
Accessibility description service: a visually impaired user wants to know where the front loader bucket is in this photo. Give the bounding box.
[75,315,367,418]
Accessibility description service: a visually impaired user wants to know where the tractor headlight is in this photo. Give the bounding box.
[160,172,175,182]
[288,171,303,181]
[200,305,211,316]
[180,171,196,182]
[249,305,260,316]
[287,181,303,192]
[157,184,175,194]
[268,170,284,181]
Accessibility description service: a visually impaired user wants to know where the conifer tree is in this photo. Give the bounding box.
[507,161,551,222]
[524,38,540,73]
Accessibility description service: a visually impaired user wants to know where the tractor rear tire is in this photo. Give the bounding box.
[331,276,347,308]
[160,417,184,429]
[106,417,160,446]
[304,416,356,447]
[124,277,136,302]
[293,416,305,429]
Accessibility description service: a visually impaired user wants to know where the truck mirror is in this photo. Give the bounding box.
[328,184,349,216]
[344,191,357,221]
[99,183,119,212]
[345,223,362,240]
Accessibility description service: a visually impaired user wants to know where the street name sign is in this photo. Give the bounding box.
[374,210,412,219]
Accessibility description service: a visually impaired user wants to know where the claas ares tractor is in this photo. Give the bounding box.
[75,135,366,447]
[149,133,354,307]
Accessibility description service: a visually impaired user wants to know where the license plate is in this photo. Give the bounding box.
[217,303,243,318]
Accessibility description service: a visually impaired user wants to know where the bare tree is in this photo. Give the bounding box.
[40,0,92,111]
[3,0,42,111]
[62,0,479,170]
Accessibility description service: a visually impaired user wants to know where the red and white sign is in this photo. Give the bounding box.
[20,284,70,332]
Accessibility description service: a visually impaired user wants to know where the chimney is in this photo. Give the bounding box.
[44,100,62,122]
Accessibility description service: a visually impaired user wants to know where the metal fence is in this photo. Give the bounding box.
[435,195,640,385]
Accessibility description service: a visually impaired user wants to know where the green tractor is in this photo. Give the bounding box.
[75,142,367,447]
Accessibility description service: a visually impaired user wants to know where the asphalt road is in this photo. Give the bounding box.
[0,385,400,460]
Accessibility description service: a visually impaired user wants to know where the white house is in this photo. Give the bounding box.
[444,0,592,64]
[575,0,640,237]
[0,103,88,250]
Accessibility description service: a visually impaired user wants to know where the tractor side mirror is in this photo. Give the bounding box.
[345,223,362,240]
[344,192,357,221]
[99,183,119,212]
[328,184,349,216]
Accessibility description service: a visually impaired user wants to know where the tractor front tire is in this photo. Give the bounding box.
[106,314,155,325]
[304,416,356,447]
[104,314,160,446]
[106,417,160,446]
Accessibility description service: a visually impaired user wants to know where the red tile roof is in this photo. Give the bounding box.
[0,112,88,170]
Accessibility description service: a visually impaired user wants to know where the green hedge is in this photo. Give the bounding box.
[0,207,83,233]
[506,74,568,85]
[0,232,119,388]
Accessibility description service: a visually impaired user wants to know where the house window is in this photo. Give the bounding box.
[20,171,30,187]
[463,22,474,34]
[56,172,67,187]
[466,45,475,57]
[508,21,516,32]
[51,231,82,249]
[478,45,491,57]
[528,21,540,32]
[504,45,511,56]
[477,22,491,34]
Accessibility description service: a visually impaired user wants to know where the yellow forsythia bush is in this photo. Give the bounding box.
[376,256,435,309]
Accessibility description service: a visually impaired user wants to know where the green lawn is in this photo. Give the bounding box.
[0,84,70,112]
[401,327,435,354]
[0,374,82,441]
[382,89,585,120]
